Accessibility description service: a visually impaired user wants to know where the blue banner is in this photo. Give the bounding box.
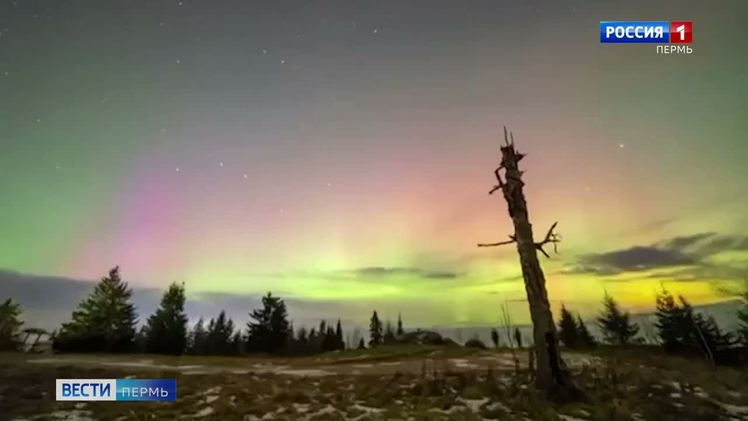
[116,379,177,402]
[600,21,670,43]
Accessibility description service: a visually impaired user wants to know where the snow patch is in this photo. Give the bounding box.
[558,415,589,421]
[49,409,95,421]
[457,397,489,412]
[278,368,333,377]
[713,400,748,416]
[194,407,214,417]
[449,359,478,369]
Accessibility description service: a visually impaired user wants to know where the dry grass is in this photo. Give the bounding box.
[1,346,746,420]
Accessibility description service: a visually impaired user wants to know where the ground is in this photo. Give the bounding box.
[1,346,747,421]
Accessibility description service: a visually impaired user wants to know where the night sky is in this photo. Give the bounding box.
[1,0,747,328]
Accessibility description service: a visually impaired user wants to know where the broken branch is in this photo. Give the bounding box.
[478,235,516,248]
[534,222,560,258]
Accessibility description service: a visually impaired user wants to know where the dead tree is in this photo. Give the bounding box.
[478,127,579,398]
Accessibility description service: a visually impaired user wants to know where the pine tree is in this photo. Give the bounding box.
[145,282,188,355]
[558,304,580,349]
[0,298,23,351]
[335,319,345,350]
[397,313,404,335]
[369,310,382,347]
[490,328,499,348]
[576,316,597,348]
[357,337,366,349]
[54,267,138,353]
[597,293,639,346]
[246,292,290,353]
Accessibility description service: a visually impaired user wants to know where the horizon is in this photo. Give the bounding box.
[2,0,747,330]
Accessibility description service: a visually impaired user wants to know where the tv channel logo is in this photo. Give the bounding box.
[56,379,177,402]
[600,21,692,44]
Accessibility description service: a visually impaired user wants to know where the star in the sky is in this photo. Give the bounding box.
[3,71,8,77]
[219,161,224,167]
[262,49,267,55]
[175,167,181,172]
[280,59,285,64]
[243,174,248,179]
[36,118,41,123]
[176,59,181,64]
[618,143,625,149]
[373,28,378,34]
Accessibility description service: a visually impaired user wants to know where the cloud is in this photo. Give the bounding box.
[353,267,417,277]
[577,246,695,273]
[570,232,748,278]
[352,266,459,280]
[657,232,717,251]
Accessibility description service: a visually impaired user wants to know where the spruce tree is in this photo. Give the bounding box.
[188,318,208,354]
[246,292,290,353]
[397,313,404,335]
[383,320,395,344]
[558,304,580,349]
[231,331,244,355]
[655,288,689,353]
[597,292,639,346]
[738,306,748,345]
[369,310,383,347]
[576,316,597,348]
[297,327,308,345]
[490,328,499,348]
[737,282,748,345]
[145,282,188,355]
[308,327,317,351]
[0,298,23,351]
[325,326,336,351]
[207,311,235,355]
[357,337,366,349]
[55,267,138,353]
[335,319,345,350]
[654,289,735,361]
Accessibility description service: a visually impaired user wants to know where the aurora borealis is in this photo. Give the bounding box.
[1,0,747,328]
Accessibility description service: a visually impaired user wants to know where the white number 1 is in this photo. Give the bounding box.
[676,24,686,41]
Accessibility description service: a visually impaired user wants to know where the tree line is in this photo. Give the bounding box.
[0,267,349,356]
[1,267,748,365]
[554,288,747,366]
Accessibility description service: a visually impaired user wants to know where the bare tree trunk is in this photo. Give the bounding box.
[478,127,578,398]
